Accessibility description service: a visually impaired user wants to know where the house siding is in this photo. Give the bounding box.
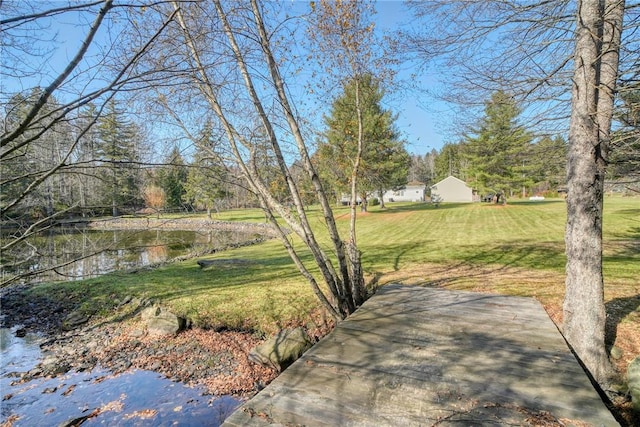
[382,183,425,202]
[430,176,473,203]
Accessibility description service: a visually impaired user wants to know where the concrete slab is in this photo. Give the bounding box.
[223,285,618,426]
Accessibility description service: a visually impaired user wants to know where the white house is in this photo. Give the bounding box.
[430,176,473,203]
[381,182,426,203]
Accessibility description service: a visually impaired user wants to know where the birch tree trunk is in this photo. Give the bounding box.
[564,0,624,386]
[169,0,366,320]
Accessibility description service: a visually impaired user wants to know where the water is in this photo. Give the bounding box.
[1,227,260,284]
[0,327,241,426]
[1,226,258,425]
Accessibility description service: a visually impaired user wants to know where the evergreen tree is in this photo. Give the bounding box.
[318,74,408,210]
[464,91,532,203]
[158,146,188,210]
[527,135,567,195]
[609,86,640,183]
[433,143,467,183]
[96,99,142,216]
[183,151,229,218]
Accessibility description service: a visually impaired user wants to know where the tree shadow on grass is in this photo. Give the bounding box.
[368,202,463,214]
[605,294,640,352]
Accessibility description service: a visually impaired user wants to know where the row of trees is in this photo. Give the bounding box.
[1,92,144,219]
[1,93,243,221]
[409,83,639,203]
[2,82,409,224]
[2,0,388,319]
[408,91,568,202]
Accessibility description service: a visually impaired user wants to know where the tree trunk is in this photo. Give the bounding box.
[378,187,386,209]
[360,192,368,212]
[172,0,366,320]
[563,0,624,386]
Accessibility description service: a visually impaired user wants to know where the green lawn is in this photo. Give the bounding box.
[29,196,639,337]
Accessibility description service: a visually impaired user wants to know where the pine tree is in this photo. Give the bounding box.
[183,151,229,218]
[157,146,188,210]
[464,91,532,203]
[319,74,409,210]
[96,99,142,216]
[434,143,466,183]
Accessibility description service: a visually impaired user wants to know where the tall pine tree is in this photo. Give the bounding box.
[96,99,142,216]
[464,91,532,203]
[318,74,409,210]
[157,146,188,210]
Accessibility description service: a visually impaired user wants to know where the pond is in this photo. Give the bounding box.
[0,326,240,426]
[1,227,262,284]
[1,224,263,425]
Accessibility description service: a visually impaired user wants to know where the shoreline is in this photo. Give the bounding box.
[0,217,287,403]
[1,283,279,399]
[85,217,281,238]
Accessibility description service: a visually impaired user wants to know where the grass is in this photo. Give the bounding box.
[22,195,639,423]
[28,195,639,342]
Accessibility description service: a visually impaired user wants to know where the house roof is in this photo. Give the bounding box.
[430,175,470,189]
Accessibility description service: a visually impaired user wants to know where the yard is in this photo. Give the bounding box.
[28,196,640,389]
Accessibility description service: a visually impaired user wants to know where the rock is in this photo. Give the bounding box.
[628,356,640,410]
[141,306,187,336]
[249,328,312,371]
[40,356,70,376]
[610,346,623,360]
[62,311,89,331]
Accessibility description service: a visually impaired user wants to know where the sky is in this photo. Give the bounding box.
[2,1,450,156]
[374,1,447,155]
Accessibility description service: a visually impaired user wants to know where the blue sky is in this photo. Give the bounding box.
[3,1,449,156]
[374,1,447,155]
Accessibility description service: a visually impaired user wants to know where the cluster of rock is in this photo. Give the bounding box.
[2,284,313,397]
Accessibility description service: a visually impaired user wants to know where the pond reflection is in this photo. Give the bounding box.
[1,227,260,284]
[1,327,240,426]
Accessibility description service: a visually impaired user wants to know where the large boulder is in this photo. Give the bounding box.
[628,356,640,410]
[141,306,187,336]
[249,328,313,371]
[61,311,90,331]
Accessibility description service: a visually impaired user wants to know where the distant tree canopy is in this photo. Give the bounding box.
[609,85,640,185]
[317,74,410,210]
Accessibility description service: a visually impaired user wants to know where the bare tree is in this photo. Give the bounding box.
[136,0,367,319]
[0,0,176,286]
[143,185,166,218]
[564,0,625,386]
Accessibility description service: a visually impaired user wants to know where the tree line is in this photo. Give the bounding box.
[0,92,258,221]
[409,87,638,203]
